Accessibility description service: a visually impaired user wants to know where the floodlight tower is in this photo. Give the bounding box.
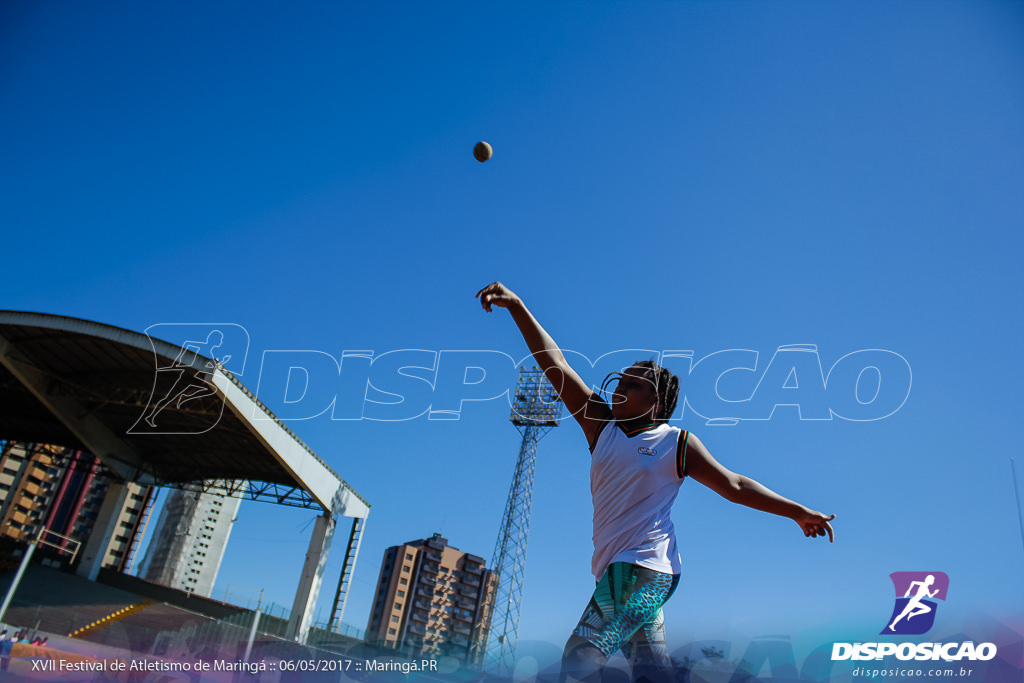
[484,366,562,676]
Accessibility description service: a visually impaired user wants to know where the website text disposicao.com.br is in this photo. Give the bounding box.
[850,666,977,678]
[836,641,996,680]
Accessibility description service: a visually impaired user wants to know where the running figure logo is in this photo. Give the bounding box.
[881,572,949,635]
[129,324,249,435]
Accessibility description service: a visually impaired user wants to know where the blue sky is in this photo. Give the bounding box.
[3,0,1023,671]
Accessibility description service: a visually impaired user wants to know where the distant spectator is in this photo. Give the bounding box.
[0,632,12,671]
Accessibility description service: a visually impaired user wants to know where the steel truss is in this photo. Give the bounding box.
[166,479,323,510]
[485,367,561,676]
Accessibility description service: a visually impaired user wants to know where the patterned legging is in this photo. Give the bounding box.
[571,563,680,675]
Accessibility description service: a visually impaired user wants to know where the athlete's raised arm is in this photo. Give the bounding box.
[476,281,611,448]
[683,432,836,542]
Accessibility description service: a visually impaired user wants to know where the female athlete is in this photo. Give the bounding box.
[476,282,835,683]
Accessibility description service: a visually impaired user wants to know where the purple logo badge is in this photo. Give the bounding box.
[881,572,949,635]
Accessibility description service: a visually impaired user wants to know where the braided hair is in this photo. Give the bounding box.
[599,359,680,424]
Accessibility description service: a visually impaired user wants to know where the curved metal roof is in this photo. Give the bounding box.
[0,311,368,517]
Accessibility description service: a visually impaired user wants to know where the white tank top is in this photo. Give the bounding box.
[589,421,688,578]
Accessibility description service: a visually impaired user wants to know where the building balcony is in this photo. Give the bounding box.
[453,624,471,637]
[419,575,437,586]
[410,609,430,624]
[10,511,28,525]
[421,562,440,574]
[463,562,483,575]
[458,586,479,599]
[408,623,426,636]
[425,551,442,562]
[463,575,481,587]
[416,587,434,599]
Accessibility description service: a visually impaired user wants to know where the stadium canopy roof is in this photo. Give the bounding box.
[0,311,368,518]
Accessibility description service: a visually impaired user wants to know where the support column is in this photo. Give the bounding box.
[328,516,366,632]
[76,481,129,581]
[285,512,336,644]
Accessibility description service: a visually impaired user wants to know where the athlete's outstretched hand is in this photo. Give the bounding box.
[795,510,836,543]
[476,282,520,312]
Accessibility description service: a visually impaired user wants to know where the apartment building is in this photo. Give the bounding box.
[366,533,497,667]
[0,441,153,570]
[138,485,242,596]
